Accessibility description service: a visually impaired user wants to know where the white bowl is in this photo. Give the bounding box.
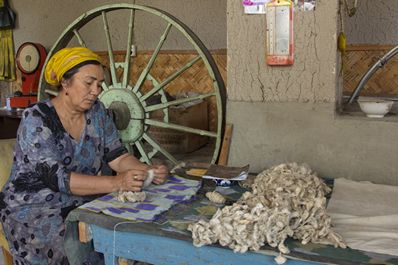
[357,98,394,118]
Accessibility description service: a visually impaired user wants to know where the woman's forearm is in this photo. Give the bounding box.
[69,172,120,196]
[69,168,148,196]
[109,153,150,173]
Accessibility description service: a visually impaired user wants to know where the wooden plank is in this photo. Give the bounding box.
[1,247,13,265]
[78,222,92,243]
[218,124,233,166]
[346,44,395,51]
[186,168,207,177]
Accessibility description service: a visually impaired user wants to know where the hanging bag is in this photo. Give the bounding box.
[0,0,16,29]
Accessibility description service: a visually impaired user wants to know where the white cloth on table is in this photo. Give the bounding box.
[327,178,398,256]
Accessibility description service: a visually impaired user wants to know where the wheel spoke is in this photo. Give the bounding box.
[101,11,117,86]
[145,75,170,122]
[134,140,151,165]
[73,29,86,47]
[142,133,178,165]
[124,143,133,154]
[145,92,215,112]
[145,119,217,138]
[44,89,58,96]
[123,9,135,88]
[101,82,110,91]
[39,4,226,166]
[140,55,201,102]
[133,23,173,93]
[147,149,158,160]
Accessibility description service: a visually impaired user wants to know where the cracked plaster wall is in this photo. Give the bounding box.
[227,0,338,102]
[9,0,226,51]
[227,101,398,185]
[344,0,398,45]
[227,0,398,185]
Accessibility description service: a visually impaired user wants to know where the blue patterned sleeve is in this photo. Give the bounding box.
[15,107,72,194]
[100,104,128,163]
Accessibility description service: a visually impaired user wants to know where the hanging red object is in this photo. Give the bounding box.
[266,0,294,65]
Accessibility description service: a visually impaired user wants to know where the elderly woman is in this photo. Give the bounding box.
[0,47,168,265]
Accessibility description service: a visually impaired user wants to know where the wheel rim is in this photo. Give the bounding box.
[38,4,226,166]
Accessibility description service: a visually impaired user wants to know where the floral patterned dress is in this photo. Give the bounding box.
[0,100,127,265]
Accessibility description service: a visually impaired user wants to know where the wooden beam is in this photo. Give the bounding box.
[346,44,395,51]
[217,123,233,166]
[186,168,207,177]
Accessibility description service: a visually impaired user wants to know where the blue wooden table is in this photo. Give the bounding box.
[88,224,321,265]
[65,179,398,265]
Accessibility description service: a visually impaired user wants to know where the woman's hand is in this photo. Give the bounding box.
[116,169,147,192]
[150,165,169,185]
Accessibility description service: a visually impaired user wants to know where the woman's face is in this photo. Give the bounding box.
[62,64,105,111]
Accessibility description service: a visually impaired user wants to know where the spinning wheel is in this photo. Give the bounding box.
[38,4,226,166]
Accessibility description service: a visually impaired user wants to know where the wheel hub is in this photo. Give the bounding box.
[99,88,144,143]
[108,101,131,130]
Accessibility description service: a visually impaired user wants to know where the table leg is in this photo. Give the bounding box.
[78,222,92,243]
[103,253,117,265]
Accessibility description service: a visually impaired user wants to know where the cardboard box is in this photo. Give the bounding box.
[148,100,209,154]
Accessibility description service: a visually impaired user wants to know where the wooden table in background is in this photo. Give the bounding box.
[0,109,21,139]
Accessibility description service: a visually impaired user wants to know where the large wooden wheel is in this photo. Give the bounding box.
[38,4,226,166]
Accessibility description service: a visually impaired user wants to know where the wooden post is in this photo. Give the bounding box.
[1,247,13,265]
[218,123,233,166]
[78,222,92,243]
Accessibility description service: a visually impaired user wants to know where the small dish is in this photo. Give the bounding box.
[357,98,394,118]
[213,179,239,187]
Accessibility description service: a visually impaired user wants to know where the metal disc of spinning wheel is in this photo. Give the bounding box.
[38,4,226,166]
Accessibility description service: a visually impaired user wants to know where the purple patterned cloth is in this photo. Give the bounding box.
[79,175,200,222]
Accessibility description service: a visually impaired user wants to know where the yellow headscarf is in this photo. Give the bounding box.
[44,47,102,86]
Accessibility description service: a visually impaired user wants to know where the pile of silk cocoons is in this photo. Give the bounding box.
[188,162,346,264]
